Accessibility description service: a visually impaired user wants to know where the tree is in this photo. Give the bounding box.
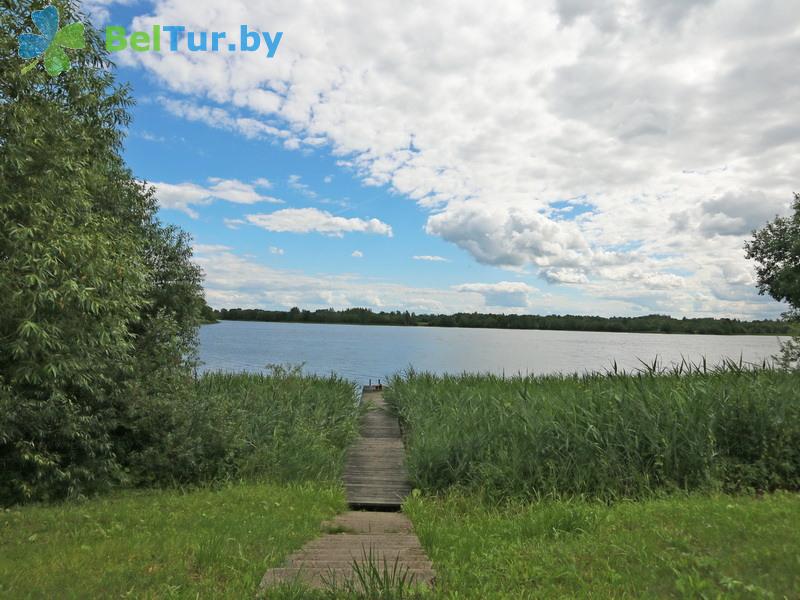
[0,1,204,503]
[745,192,800,368]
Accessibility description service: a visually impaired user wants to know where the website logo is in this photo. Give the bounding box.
[105,25,283,58]
[18,5,85,76]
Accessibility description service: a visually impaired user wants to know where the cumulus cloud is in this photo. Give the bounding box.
[352,250,364,258]
[453,281,538,308]
[153,177,281,218]
[123,0,799,317]
[190,245,779,318]
[541,268,589,284]
[191,245,493,313]
[269,246,285,255]
[246,208,393,237]
[426,203,591,270]
[699,191,787,237]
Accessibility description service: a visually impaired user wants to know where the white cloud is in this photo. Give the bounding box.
[80,0,135,25]
[153,177,283,218]
[193,243,233,253]
[269,246,285,255]
[413,255,449,262]
[192,245,489,313]
[454,281,537,294]
[453,281,539,309]
[125,0,799,317]
[426,203,591,269]
[288,174,317,198]
[246,208,393,237]
[137,130,166,143]
[159,97,292,141]
[190,245,779,319]
[541,268,589,284]
[224,218,246,229]
[352,250,364,258]
[204,177,280,204]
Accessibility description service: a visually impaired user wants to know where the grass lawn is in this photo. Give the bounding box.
[405,491,800,599]
[0,481,345,599]
[4,487,798,599]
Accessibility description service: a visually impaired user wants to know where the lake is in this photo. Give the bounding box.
[198,321,786,383]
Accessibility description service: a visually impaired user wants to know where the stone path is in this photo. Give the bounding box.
[260,387,435,593]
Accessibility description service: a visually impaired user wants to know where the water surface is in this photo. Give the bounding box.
[198,321,785,383]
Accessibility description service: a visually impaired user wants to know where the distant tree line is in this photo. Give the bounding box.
[214,307,792,335]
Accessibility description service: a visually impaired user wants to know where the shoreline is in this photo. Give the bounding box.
[208,317,794,337]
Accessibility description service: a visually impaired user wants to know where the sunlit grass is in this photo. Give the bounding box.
[5,367,799,598]
[1,369,364,598]
[0,481,345,599]
[405,491,800,598]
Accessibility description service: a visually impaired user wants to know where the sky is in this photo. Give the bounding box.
[81,0,799,318]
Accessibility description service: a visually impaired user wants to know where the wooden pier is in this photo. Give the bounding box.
[343,386,412,508]
[260,386,434,593]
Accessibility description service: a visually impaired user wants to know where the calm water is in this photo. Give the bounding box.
[198,321,786,383]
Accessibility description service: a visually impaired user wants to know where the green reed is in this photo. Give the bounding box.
[386,364,800,500]
[135,365,363,486]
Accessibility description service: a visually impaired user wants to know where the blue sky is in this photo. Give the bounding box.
[85,0,798,318]
[122,80,528,303]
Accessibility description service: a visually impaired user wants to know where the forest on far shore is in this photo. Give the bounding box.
[214,307,793,335]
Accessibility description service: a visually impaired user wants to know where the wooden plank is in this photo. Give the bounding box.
[260,389,436,593]
[260,511,436,591]
[342,388,411,508]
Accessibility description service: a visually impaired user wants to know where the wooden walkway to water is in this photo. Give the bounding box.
[260,386,434,593]
[343,387,412,508]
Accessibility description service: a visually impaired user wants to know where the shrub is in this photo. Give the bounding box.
[0,1,204,504]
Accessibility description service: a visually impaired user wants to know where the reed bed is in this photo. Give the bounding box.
[129,366,362,486]
[386,363,800,500]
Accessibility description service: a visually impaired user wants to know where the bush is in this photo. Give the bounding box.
[0,1,204,505]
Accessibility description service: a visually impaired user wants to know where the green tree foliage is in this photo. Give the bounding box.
[215,306,790,335]
[745,193,800,319]
[745,192,800,367]
[0,1,204,503]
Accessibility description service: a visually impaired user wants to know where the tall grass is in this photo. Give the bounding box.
[386,365,800,500]
[321,549,428,599]
[127,365,362,487]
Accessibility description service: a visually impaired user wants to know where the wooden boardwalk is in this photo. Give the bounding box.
[260,387,434,593]
[343,388,412,508]
[259,511,435,591]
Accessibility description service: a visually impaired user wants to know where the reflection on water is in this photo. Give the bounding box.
[198,320,786,384]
